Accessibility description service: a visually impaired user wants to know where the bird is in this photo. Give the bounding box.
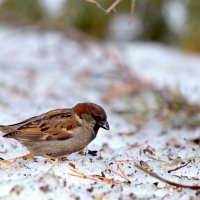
[0,102,109,162]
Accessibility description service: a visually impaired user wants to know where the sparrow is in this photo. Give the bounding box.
[0,102,109,158]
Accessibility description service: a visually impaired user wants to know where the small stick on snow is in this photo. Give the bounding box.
[68,167,120,185]
[68,173,98,181]
[110,168,130,182]
[168,160,192,173]
[114,159,131,183]
[134,162,200,190]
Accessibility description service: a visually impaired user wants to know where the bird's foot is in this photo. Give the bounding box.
[43,154,68,163]
[58,156,68,161]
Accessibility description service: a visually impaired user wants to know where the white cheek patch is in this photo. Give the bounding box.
[75,115,83,124]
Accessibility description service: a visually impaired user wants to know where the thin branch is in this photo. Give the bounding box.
[96,175,120,185]
[85,0,106,13]
[68,167,121,185]
[114,159,131,183]
[69,168,86,176]
[168,160,192,173]
[134,162,200,190]
[85,0,123,14]
[68,173,98,181]
[105,0,122,14]
[118,160,131,163]
[110,168,129,182]
[130,0,136,17]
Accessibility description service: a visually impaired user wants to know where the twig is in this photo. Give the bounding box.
[114,159,131,183]
[168,160,192,173]
[69,168,86,176]
[105,0,122,14]
[110,168,129,182]
[68,167,120,185]
[85,0,106,13]
[68,173,98,181]
[134,162,200,190]
[118,160,131,163]
[129,0,136,18]
[96,175,120,185]
[39,160,61,181]
[85,0,123,14]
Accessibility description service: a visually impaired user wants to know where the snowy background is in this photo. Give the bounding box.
[0,25,200,199]
[0,0,200,199]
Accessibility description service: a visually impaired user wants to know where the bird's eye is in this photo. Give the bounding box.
[92,114,101,121]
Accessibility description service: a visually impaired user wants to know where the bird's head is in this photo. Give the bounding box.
[73,102,109,132]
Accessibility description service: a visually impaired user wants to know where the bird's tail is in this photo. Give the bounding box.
[0,125,14,134]
[0,125,5,131]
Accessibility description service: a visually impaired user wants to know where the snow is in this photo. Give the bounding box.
[0,26,200,199]
[121,43,200,102]
[163,0,187,34]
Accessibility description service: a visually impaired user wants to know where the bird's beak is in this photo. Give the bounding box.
[98,121,110,130]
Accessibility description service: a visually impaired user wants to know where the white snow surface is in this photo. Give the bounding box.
[0,26,200,199]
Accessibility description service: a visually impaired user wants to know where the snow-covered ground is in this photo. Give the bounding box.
[0,26,200,200]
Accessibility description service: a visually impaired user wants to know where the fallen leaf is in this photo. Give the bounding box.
[69,162,76,169]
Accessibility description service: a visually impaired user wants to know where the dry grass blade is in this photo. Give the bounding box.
[68,167,121,185]
[114,159,131,183]
[96,175,120,185]
[43,160,58,175]
[134,162,200,190]
[85,0,124,14]
[118,160,131,163]
[110,168,129,181]
[68,168,99,181]
[68,173,98,181]
[69,168,85,176]
[144,152,166,163]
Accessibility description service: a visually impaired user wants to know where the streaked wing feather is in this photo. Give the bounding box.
[3,109,80,141]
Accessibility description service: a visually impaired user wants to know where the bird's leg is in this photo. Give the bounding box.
[78,150,85,155]
[58,156,68,161]
[44,154,68,163]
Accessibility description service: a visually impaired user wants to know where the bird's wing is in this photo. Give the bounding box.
[2,109,81,141]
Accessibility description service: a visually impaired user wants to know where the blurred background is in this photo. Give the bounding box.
[0,0,199,52]
[0,0,200,129]
[0,2,200,199]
